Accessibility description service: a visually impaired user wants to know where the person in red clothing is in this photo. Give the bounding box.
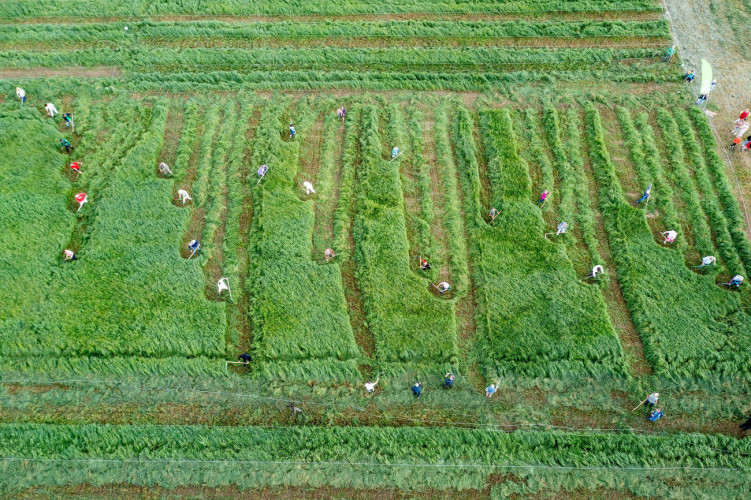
[740,109,750,120]
[69,162,81,172]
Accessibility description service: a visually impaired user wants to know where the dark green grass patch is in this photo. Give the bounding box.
[457,107,623,377]
[585,104,751,376]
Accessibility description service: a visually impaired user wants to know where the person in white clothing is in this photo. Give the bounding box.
[437,282,450,295]
[697,256,716,269]
[302,181,315,195]
[45,102,58,117]
[732,119,748,137]
[589,265,604,279]
[365,376,379,393]
[16,87,26,104]
[646,392,659,408]
[662,230,677,244]
[177,189,192,205]
[158,162,173,176]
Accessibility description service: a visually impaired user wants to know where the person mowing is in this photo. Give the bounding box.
[412,382,422,399]
[636,183,651,205]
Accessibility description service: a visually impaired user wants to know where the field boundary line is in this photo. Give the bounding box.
[0,456,747,472]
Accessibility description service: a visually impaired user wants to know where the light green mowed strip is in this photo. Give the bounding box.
[585,104,751,376]
[0,423,749,495]
[0,107,75,337]
[247,103,361,381]
[0,100,226,359]
[462,108,624,377]
[354,105,458,374]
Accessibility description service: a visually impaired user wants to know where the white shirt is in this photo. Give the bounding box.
[702,256,716,266]
[303,181,315,194]
[45,103,57,115]
[364,382,377,393]
[16,87,25,98]
[591,265,604,277]
[178,189,191,200]
[647,393,658,404]
[664,230,677,241]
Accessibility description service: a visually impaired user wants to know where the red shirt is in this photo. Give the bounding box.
[741,111,750,120]
[70,162,80,171]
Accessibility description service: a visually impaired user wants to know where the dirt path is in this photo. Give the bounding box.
[664,0,751,236]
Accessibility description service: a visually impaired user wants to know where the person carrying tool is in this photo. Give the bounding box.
[662,230,677,245]
[74,192,87,212]
[238,352,251,364]
[158,162,173,176]
[412,382,422,399]
[489,207,499,223]
[365,376,380,393]
[392,146,401,159]
[419,257,431,271]
[45,102,58,117]
[485,384,497,398]
[437,282,450,295]
[645,392,659,409]
[587,265,604,279]
[302,181,315,195]
[257,164,268,182]
[177,189,192,205]
[662,45,675,62]
[695,256,716,269]
[63,249,77,261]
[636,183,652,205]
[538,190,549,205]
[727,275,744,289]
[187,239,201,258]
[324,248,336,262]
[59,138,75,153]
[556,221,568,235]
[289,403,303,417]
[443,373,454,389]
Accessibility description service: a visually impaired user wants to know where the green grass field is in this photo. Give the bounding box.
[1,1,750,498]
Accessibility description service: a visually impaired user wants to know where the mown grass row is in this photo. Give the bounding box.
[0,106,76,355]
[633,111,685,252]
[654,109,718,263]
[15,99,227,358]
[521,109,555,213]
[0,0,664,19]
[246,102,361,381]
[403,101,440,280]
[458,107,622,376]
[117,67,676,93]
[688,108,751,276]
[433,102,469,298]
[1,422,748,495]
[354,105,457,374]
[0,47,667,70]
[584,104,751,376]
[672,110,745,277]
[562,107,606,271]
[0,20,670,43]
[332,107,360,259]
[221,96,256,349]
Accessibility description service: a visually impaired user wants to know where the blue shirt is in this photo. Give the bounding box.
[412,385,421,395]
